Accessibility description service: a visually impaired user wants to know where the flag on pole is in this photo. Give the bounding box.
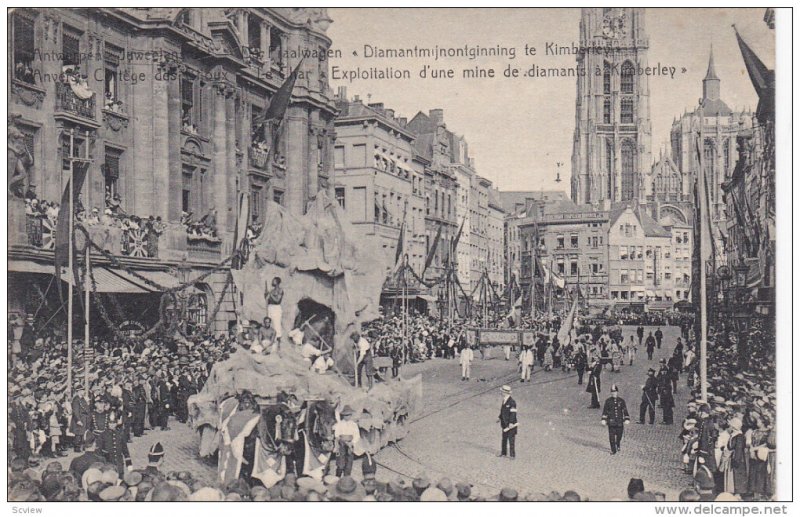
[232,192,251,269]
[506,294,523,327]
[391,205,407,276]
[54,164,87,272]
[253,59,305,129]
[695,134,715,266]
[451,216,466,252]
[423,223,442,274]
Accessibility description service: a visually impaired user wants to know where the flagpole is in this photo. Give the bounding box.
[67,129,74,399]
[698,104,709,403]
[83,130,91,395]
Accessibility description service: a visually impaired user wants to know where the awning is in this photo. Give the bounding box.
[134,270,181,290]
[9,260,56,275]
[62,267,153,294]
[416,294,437,303]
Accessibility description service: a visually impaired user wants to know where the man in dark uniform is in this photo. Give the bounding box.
[131,377,148,437]
[97,412,132,476]
[574,348,587,385]
[143,442,165,476]
[656,360,674,424]
[586,359,602,408]
[497,385,517,459]
[176,368,197,424]
[90,397,110,439]
[70,385,91,452]
[121,379,134,442]
[654,327,663,349]
[638,368,658,424]
[601,384,630,455]
[645,332,656,360]
[636,326,644,347]
[667,352,682,394]
[154,372,172,431]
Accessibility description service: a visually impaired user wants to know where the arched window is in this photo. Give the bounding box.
[621,61,635,94]
[620,140,636,201]
[620,97,634,124]
[603,62,611,94]
[603,98,611,124]
[704,138,716,203]
[605,139,614,198]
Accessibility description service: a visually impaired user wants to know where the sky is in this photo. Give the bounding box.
[325,8,775,193]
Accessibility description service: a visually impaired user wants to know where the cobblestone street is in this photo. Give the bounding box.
[47,325,692,500]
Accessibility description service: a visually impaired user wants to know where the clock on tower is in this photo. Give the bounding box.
[602,9,628,39]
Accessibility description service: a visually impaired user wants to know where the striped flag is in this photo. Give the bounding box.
[422,223,442,274]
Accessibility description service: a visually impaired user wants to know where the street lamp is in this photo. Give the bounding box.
[731,260,751,369]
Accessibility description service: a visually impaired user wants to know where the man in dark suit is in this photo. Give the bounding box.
[586,359,602,408]
[636,326,644,347]
[601,384,630,455]
[497,385,518,459]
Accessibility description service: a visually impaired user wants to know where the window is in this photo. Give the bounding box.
[620,98,634,124]
[603,97,611,124]
[104,45,122,103]
[621,291,629,300]
[570,259,578,276]
[182,167,193,213]
[62,29,81,68]
[621,140,636,201]
[605,140,614,198]
[619,246,628,260]
[104,147,122,198]
[334,187,345,209]
[570,234,579,248]
[248,17,262,55]
[556,258,565,275]
[620,269,629,283]
[556,235,565,249]
[12,14,35,84]
[177,9,193,27]
[621,61,635,94]
[250,184,263,223]
[636,246,643,259]
[181,77,196,127]
[61,133,86,171]
[611,291,619,300]
[334,146,344,167]
[272,189,284,206]
[269,29,284,71]
[636,270,643,282]
[251,105,263,142]
[603,62,611,94]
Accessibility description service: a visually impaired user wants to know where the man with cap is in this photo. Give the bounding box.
[656,360,675,424]
[601,384,630,455]
[69,385,91,452]
[131,377,148,437]
[654,327,663,349]
[645,331,656,360]
[144,442,165,476]
[333,405,360,476]
[97,412,132,476]
[638,368,658,424]
[459,344,474,381]
[497,385,517,459]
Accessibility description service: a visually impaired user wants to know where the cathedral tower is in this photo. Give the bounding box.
[571,8,652,206]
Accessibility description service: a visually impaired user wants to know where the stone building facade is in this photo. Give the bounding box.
[8,7,336,331]
[332,90,426,277]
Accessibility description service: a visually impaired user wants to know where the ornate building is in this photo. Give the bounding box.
[571,7,652,206]
[8,8,336,331]
[668,50,752,260]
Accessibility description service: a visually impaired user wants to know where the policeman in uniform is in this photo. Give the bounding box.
[656,359,675,424]
[497,385,517,459]
[601,384,630,455]
[638,368,658,424]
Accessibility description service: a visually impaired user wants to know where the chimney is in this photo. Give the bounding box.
[397,117,407,126]
[384,108,395,119]
[429,108,444,126]
[353,94,360,102]
[368,102,385,112]
[337,86,347,101]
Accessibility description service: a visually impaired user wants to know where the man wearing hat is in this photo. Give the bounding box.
[497,385,518,459]
[656,360,675,424]
[131,377,148,437]
[68,433,105,478]
[586,359,602,409]
[638,368,658,424]
[645,331,656,360]
[333,406,360,476]
[70,385,91,452]
[601,384,630,455]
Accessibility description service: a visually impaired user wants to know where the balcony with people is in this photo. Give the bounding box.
[55,66,96,121]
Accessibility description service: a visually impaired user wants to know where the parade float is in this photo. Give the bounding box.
[188,192,422,486]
